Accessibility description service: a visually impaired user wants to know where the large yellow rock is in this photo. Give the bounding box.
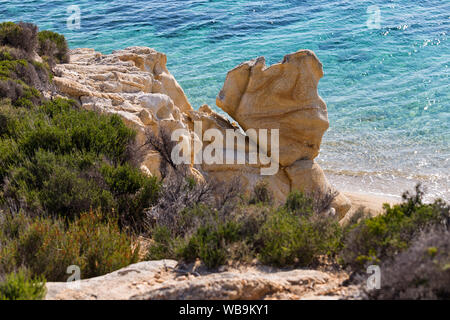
[217,50,329,167]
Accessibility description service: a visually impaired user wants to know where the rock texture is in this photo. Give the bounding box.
[52,46,351,218]
[217,51,328,167]
[45,260,360,300]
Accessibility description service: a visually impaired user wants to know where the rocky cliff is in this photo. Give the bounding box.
[52,46,351,218]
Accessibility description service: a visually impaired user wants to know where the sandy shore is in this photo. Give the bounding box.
[344,191,400,213]
[340,191,401,224]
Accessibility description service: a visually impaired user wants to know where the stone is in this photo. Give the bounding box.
[285,160,350,218]
[216,50,329,167]
[45,260,360,300]
[53,46,351,217]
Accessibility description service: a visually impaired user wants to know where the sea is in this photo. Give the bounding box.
[1,0,449,201]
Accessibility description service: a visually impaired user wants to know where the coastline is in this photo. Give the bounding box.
[1,16,448,302]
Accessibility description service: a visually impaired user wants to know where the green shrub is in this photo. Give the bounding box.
[340,184,449,271]
[147,203,245,268]
[179,221,241,268]
[0,21,155,284]
[0,23,68,108]
[37,30,69,65]
[15,98,136,163]
[0,269,46,300]
[257,208,342,267]
[101,164,160,229]
[0,22,38,53]
[249,180,273,205]
[285,190,313,215]
[0,211,139,281]
[365,226,450,300]
[102,164,150,195]
[147,191,342,269]
[0,97,155,225]
[39,162,112,218]
[146,226,180,260]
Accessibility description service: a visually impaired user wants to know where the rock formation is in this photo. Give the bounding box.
[217,51,328,167]
[45,260,360,300]
[52,46,351,218]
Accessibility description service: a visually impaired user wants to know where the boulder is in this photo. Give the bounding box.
[216,50,329,167]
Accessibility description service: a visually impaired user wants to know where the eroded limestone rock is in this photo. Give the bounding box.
[53,46,351,218]
[216,50,329,167]
[45,260,360,300]
[215,50,350,217]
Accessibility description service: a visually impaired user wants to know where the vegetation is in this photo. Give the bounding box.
[258,207,342,267]
[146,177,449,303]
[340,184,449,270]
[0,210,139,282]
[0,21,448,300]
[0,269,46,300]
[147,180,342,268]
[0,22,38,53]
[0,22,156,298]
[249,180,273,205]
[0,97,160,227]
[37,30,69,65]
[366,226,450,299]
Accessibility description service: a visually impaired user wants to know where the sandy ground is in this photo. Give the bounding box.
[340,191,401,225]
[344,192,400,213]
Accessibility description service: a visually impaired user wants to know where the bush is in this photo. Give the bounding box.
[0,21,153,285]
[0,22,69,108]
[147,203,247,268]
[285,190,313,215]
[257,208,342,267]
[249,180,273,205]
[179,221,241,268]
[0,23,54,107]
[0,97,156,225]
[146,173,240,235]
[0,78,43,108]
[0,22,38,53]
[365,226,450,300]
[0,211,139,281]
[147,188,343,269]
[37,30,69,65]
[102,164,160,229]
[0,269,46,300]
[146,226,180,260]
[340,184,449,271]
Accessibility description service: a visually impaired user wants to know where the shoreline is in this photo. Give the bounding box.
[344,191,400,215]
[325,170,449,205]
[339,191,401,225]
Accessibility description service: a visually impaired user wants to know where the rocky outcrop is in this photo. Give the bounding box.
[52,46,351,218]
[45,260,360,300]
[214,50,350,216]
[217,51,328,167]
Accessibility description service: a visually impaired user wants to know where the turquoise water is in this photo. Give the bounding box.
[1,0,449,200]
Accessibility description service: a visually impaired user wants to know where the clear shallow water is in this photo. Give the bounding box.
[1,0,449,201]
